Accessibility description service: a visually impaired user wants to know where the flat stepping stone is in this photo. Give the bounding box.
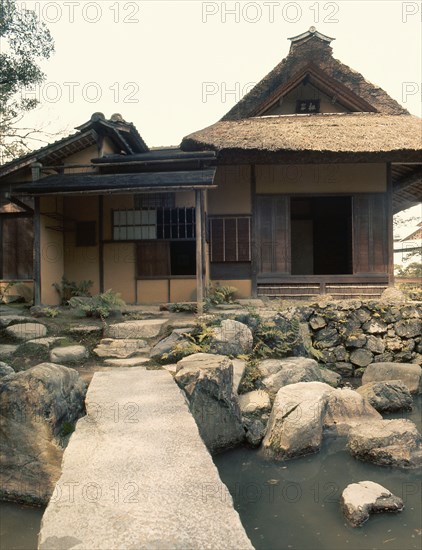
[104,357,150,367]
[50,345,89,364]
[94,338,149,359]
[24,337,66,350]
[341,481,404,526]
[5,323,47,342]
[38,369,253,550]
[106,319,166,340]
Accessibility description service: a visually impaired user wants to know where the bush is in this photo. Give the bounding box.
[69,289,125,319]
[206,283,238,306]
[53,276,93,305]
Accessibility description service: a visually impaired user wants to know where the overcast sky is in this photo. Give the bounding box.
[19,0,421,148]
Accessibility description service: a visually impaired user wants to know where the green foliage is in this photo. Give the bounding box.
[206,284,238,306]
[0,281,16,303]
[168,302,197,313]
[238,361,262,394]
[252,316,301,359]
[52,276,93,305]
[69,289,125,319]
[59,421,75,437]
[1,0,55,162]
[395,262,422,278]
[42,307,59,318]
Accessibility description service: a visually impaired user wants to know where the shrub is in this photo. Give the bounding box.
[69,289,125,319]
[206,283,238,306]
[53,276,93,305]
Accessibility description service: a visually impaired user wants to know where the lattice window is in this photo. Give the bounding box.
[113,208,195,241]
[210,217,251,262]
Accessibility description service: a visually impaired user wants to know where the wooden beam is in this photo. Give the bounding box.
[195,190,204,314]
[33,197,41,305]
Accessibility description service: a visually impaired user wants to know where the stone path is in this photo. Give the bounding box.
[38,369,253,550]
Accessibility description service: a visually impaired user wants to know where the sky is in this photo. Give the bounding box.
[8,0,422,239]
[17,0,422,147]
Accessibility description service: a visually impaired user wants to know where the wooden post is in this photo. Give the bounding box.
[99,195,104,293]
[195,189,204,314]
[386,162,394,287]
[250,165,258,297]
[33,196,41,305]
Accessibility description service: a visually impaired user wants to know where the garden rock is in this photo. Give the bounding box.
[93,338,149,359]
[362,362,422,394]
[150,328,192,359]
[210,319,253,356]
[0,363,86,505]
[350,349,373,367]
[314,327,340,348]
[0,345,18,360]
[309,316,326,330]
[356,381,413,412]
[232,359,246,393]
[365,335,385,355]
[258,357,323,396]
[394,319,421,339]
[347,419,421,468]
[319,368,341,387]
[175,353,244,453]
[380,287,406,303]
[262,381,334,460]
[323,388,381,436]
[245,419,266,447]
[69,325,102,336]
[345,333,367,348]
[106,319,166,340]
[362,319,387,334]
[5,322,47,342]
[0,315,31,328]
[341,481,404,527]
[50,345,89,364]
[239,390,271,415]
[21,337,66,351]
[0,362,14,378]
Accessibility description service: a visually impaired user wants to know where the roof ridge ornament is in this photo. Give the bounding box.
[288,27,335,44]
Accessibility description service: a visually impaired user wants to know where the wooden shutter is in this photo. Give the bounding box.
[137,241,169,277]
[256,196,290,274]
[353,194,388,274]
[1,216,33,279]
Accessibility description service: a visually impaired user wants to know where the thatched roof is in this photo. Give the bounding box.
[222,29,408,120]
[182,113,421,162]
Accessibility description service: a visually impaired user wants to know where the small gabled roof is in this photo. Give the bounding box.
[0,113,149,179]
[222,27,408,120]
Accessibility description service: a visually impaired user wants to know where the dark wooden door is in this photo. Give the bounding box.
[353,194,388,274]
[256,196,290,274]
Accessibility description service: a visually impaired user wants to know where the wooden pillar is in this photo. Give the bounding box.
[386,162,394,286]
[195,189,205,314]
[33,196,41,305]
[250,165,258,297]
[99,195,104,293]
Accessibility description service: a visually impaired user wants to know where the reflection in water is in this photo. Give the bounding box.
[0,502,44,550]
[214,396,422,550]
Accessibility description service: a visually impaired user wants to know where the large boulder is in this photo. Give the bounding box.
[5,322,47,342]
[175,353,244,453]
[323,388,381,436]
[209,320,253,356]
[0,363,87,505]
[347,419,421,469]
[341,481,404,527]
[362,362,422,394]
[0,315,31,328]
[0,362,14,378]
[105,319,166,340]
[262,381,334,460]
[150,328,192,359]
[357,381,413,412]
[239,390,271,447]
[257,357,323,396]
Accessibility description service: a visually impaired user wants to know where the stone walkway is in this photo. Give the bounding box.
[38,369,253,550]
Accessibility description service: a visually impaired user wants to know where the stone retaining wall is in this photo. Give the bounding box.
[293,301,422,377]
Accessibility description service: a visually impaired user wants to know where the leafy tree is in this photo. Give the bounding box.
[0,0,54,163]
[395,262,422,279]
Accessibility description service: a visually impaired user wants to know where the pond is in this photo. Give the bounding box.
[1,398,420,550]
[213,396,422,550]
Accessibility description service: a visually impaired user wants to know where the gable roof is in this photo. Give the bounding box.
[0,113,149,179]
[222,27,408,120]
